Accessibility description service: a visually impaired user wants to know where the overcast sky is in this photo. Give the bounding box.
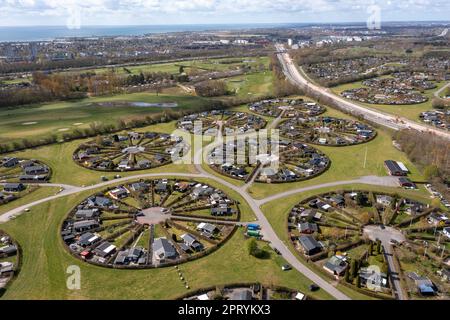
[0,0,449,26]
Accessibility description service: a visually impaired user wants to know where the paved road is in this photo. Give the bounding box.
[275,44,450,140]
[364,226,407,300]
[191,132,368,300]
[256,175,400,206]
[0,82,409,300]
[434,81,450,99]
[0,128,402,300]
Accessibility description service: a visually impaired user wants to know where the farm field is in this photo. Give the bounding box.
[0,187,331,300]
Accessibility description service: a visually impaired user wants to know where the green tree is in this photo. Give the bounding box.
[356,193,366,206]
[424,165,439,180]
[344,268,351,283]
[381,261,389,275]
[355,275,361,288]
[369,241,374,256]
[247,238,258,256]
[350,259,358,279]
[376,240,382,254]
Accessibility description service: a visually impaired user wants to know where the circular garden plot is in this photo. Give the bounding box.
[177,110,266,136]
[0,157,51,209]
[341,76,430,105]
[207,137,330,183]
[288,190,450,299]
[61,179,239,268]
[248,98,326,118]
[0,230,20,294]
[278,116,376,146]
[73,131,188,172]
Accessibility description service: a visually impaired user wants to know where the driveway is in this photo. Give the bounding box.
[364,225,407,300]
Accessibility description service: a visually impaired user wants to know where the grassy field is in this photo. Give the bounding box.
[0,92,211,145]
[247,107,424,200]
[0,55,272,146]
[223,71,274,99]
[331,80,448,122]
[0,186,60,215]
[5,121,199,186]
[59,56,270,77]
[0,188,332,300]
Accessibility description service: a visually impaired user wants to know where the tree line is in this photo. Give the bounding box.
[394,129,449,198]
[269,54,303,97]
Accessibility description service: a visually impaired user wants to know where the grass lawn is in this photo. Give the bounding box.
[248,108,423,200]
[5,121,199,186]
[0,186,61,215]
[223,71,274,99]
[0,189,332,300]
[59,56,270,77]
[331,80,449,122]
[0,92,211,145]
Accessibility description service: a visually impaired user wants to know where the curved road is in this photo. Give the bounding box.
[0,71,414,300]
[0,107,405,300]
[275,44,450,140]
[434,81,450,99]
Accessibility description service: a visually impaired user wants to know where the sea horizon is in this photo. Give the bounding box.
[0,23,299,42]
[0,20,448,43]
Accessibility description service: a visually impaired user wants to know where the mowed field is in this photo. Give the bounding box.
[59,56,270,77]
[224,71,274,99]
[0,56,272,145]
[331,80,449,122]
[0,92,210,144]
[0,184,333,300]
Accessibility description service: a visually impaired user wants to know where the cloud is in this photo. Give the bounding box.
[0,0,448,25]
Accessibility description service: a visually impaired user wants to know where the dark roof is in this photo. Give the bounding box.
[298,235,321,252]
[152,238,177,258]
[299,222,318,233]
[384,160,404,174]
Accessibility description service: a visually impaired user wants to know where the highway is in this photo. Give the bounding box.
[275,44,450,140]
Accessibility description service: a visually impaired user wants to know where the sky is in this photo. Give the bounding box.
[0,0,449,26]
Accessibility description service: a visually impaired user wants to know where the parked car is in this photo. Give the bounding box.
[309,284,320,292]
[273,248,281,255]
[282,264,292,271]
